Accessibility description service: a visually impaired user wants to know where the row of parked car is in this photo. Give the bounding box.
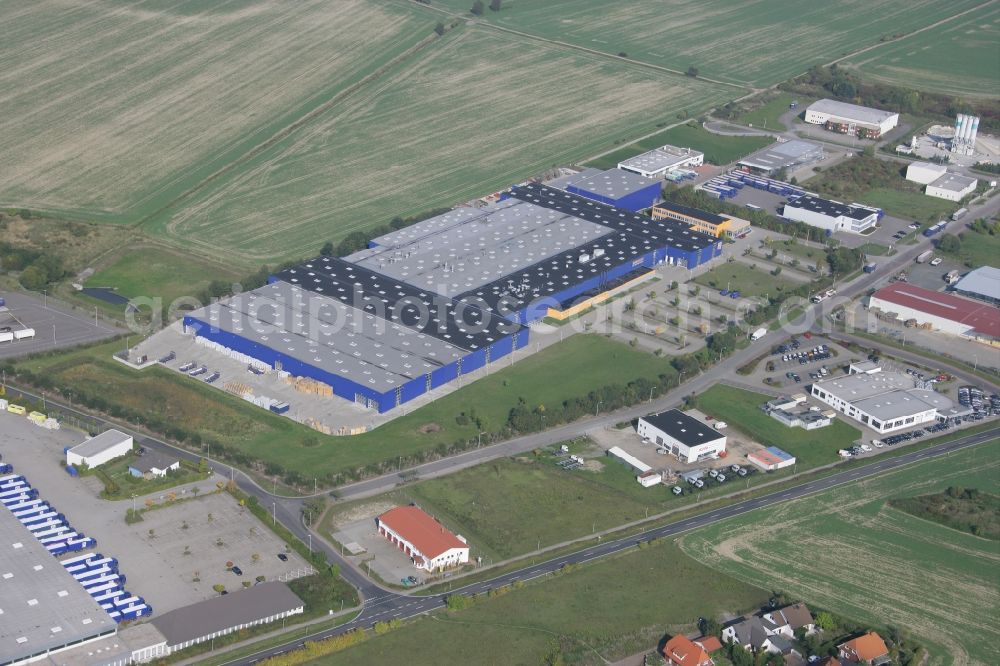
[782,344,831,365]
[958,385,1000,413]
[676,464,756,492]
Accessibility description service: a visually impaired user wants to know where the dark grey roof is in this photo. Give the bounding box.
[565,168,661,199]
[727,616,770,650]
[276,257,524,351]
[128,451,179,474]
[152,582,303,646]
[653,200,728,225]
[784,195,878,221]
[640,409,723,446]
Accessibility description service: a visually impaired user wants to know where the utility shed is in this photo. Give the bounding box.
[65,430,133,469]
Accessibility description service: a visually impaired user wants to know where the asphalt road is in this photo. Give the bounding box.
[216,425,999,665]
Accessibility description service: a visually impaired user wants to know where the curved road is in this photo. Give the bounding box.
[218,425,999,665]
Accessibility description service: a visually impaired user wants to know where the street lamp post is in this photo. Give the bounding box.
[595,401,603,417]
[648,386,657,402]
[478,431,486,448]
[308,533,312,555]
[272,502,276,526]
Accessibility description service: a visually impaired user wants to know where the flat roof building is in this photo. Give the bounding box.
[810,371,964,434]
[926,173,977,202]
[637,409,726,464]
[0,508,117,666]
[782,195,880,234]
[651,201,751,239]
[127,451,180,479]
[376,506,469,572]
[869,282,1000,345]
[65,430,133,469]
[904,162,947,185]
[618,144,704,178]
[747,446,797,471]
[952,266,1000,306]
[737,140,824,175]
[563,168,663,212]
[151,582,303,653]
[804,99,899,138]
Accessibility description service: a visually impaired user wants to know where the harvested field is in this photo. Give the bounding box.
[152,26,734,264]
[428,0,984,87]
[681,440,1000,666]
[0,0,434,221]
[843,2,1000,98]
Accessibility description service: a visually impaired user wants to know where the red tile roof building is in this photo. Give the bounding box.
[869,283,1000,344]
[376,506,469,572]
[838,632,889,664]
[663,635,714,666]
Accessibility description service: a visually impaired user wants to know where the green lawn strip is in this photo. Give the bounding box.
[936,227,1000,270]
[735,93,807,131]
[680,440,1000,665]
[692,262,801,299]
[587,122,773,169]
[308,540,768,666]
[85,452,209,500]
[695,384,862,468]
[406,420,999,597]
[860,187,957,224]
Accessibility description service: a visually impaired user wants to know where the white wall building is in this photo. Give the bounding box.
[377,506,469,571]
[810,371,959,434]
[804,99,899,137]
[868,282,1000,344]
[905,162,947,185]
[637,409,726,463]
[66,429,133,469]
[618,144,704,178]
[926,173,977,201]
[782,195,880,234]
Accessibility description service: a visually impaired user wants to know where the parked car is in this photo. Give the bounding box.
[672,486,683,496]
[277,553,288,562]
[716,474,727,483]
[231,565,243,576]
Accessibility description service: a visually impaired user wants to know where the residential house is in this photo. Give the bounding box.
[694,636,722,655]
[662,635,714,666]
[838,632,889,665]
[722,617,782,654]
[761,603,816,637]
[128,451,181,479]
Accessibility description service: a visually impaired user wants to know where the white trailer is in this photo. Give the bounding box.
[13,328,35,340]
[750,327,768,341]
[0,332,12,344]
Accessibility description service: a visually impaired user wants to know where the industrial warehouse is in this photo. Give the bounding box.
[782,195,882,234]
[178,182,722,414]
[868,283,1000,345]
[804,99,899,138]
[617,144,704,179]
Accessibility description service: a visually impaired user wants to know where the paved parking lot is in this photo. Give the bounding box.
[0,413,310,614]
[332,515,432,587]
[0,291,119,358]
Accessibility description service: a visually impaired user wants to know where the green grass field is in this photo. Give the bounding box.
[14,335,675,483]
[84,245,242,306]
[695,385,862,468]
[308,541,768,665]
[842,3,1000,98]
[148,26,733,265]
[681,439,1000,665]
[860,188,958,224]
[938,226,1000,269]
[427,0,983,87]
[736,93,808,131]
[92,453,208,501]
[586,123,774,169]
[692,262,802,299]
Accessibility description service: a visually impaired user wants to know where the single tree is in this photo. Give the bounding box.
[489,0,501,10]
[434,21,445,36]
[470,0,484,15]
[686,65,699,77]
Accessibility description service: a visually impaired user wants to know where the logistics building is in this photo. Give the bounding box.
[810,371,964,434]
[151,583,303,653]
[925,173,977,202]
[782,195,880,234]
[804,99,899,138]
[651,201,751,239]
[904,162,948,185]
[618,144,704,178]
[636,410,726,463]
[559,168,663,212]
[952,266,1000,306]
[65,430,133,469]
[0,508,117,666]
[182,182,720,413]
[868,282,1000,345]
[737,140,824,175]
[376,506,469,571]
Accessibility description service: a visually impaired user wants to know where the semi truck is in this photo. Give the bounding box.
[916,250,933,263]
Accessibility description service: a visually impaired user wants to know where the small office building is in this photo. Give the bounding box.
[636,410,726,463]
[65,430,134,469]
[782,195,880,234]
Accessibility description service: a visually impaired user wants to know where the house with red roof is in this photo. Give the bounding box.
[838,632,889,664]
[376,505,470,571]
[663,635,714,666]
[868,283,1000,346]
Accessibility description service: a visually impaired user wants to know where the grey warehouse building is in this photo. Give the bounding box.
[738,140,824,175]
[952,266,1000,306]
[0,509,117,666]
